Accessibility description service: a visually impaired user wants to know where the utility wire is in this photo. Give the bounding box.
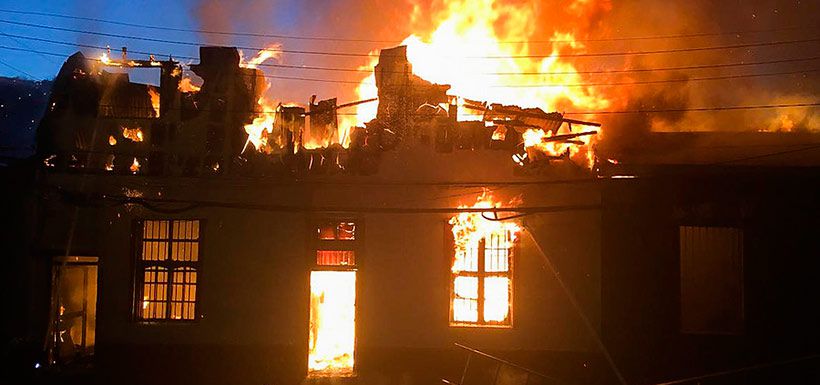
[3,41,820,77]
[0,57,33,78]
[2,20,819,59]
[0,8,815,44]
[0,44,816,88]
[562,103,820,115]
[264,68,819,87]
[0,31,61,65]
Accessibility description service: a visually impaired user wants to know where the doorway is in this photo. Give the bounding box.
[308,270,356,376]
[48,256,98,364]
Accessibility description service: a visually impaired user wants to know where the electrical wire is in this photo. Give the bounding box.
[4,33,820,77]
[0,57,33,78]
[0,44,816,88]
[562,103,820,115]
[0,8,815,44]
[2,20,820,59]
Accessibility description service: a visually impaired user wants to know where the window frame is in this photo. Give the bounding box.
[678,224,745,335]
[132,219,204,323]
[307,218,362,378]
[448,226,515,328]
[311,219,360,271]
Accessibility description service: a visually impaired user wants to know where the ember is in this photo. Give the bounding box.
[129,158,140,173]
[121,126,144,142]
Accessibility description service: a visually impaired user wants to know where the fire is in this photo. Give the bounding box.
[521,126,595,167]
[130,158,140,173]
[243,98,278,154]
[104,155,114,171]
[308,271,356,375]
[240,45,289,153]
[240,44,283,69]
[348,0,610,165]
[450,192,521,270]
[108,135,117,146]
[178,77,201,93]
[148,87,160,118]
[449,192,519,324]
[99,51,120,67]
[122,126,144,142]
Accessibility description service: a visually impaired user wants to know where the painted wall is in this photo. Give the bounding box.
[601,170,820,385]
[31,148,608,384]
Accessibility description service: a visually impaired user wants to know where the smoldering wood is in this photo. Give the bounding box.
[36,44,596,177]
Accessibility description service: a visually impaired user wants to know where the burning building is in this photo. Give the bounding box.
[2,26,819,385]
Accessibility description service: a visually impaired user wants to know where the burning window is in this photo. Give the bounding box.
[309,221,357,376]
[450,195,519,327]
[135,220,201,321]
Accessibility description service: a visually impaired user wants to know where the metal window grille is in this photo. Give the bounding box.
[314,221,357,267]
[451,229,513,327]
[136,219,201,321]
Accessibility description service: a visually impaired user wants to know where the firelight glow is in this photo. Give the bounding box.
[348,0,611,164]
[449,192,519,324]
[239,0,608,166]
[308,270,356,375]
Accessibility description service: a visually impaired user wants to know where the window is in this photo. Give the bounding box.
[679,226,744,334]
[450,228,514,327]
[135,220,201,321]
[308,221,358,377]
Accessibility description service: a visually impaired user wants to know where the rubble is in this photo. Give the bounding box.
[36,45,600,177]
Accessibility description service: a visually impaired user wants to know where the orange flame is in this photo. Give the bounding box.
[129,158,140,173]
[148,87,160,118]
[240,44,283,69]
[449,192,521,272]
[243,98,278,154]
[348,0,610,165]
[449,191,519,324]
[178,77,201,93]
[122,126,144,142]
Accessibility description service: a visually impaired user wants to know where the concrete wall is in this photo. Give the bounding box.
[30,148,608,384]
[601,169,820,385]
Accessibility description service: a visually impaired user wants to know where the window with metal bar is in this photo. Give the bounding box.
[136,219,201,321]
[451,229,513,327]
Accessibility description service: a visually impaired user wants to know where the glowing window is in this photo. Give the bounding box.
[309,220,357,377]
[450,229,514,327]
[136,220,201,321]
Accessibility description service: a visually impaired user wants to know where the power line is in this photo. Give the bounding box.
[2,20,819,59]
[0,8,815,45]
[3,38,820,77]
[0,44,816,88]
[86,102,819,117]
[0,57,33,78]
[0,31,61,65]
[562,103,820,115]
[265,68,818,87]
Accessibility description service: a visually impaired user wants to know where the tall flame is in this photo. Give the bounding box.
[348,0,612,164]
[240,44,283,69]
[449,192,521,272]
[148,87,160,118]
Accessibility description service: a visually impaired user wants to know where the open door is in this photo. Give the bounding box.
[308,221,358,377]
[47,256,98,364]
[308,270,356,375]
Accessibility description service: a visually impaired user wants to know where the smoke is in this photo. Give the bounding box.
[187,0,819,141]
[591,0,820,151]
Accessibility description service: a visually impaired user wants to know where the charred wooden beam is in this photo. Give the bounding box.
[303,97,378,116]
[464,104,601,127]
[540,130,598,143]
